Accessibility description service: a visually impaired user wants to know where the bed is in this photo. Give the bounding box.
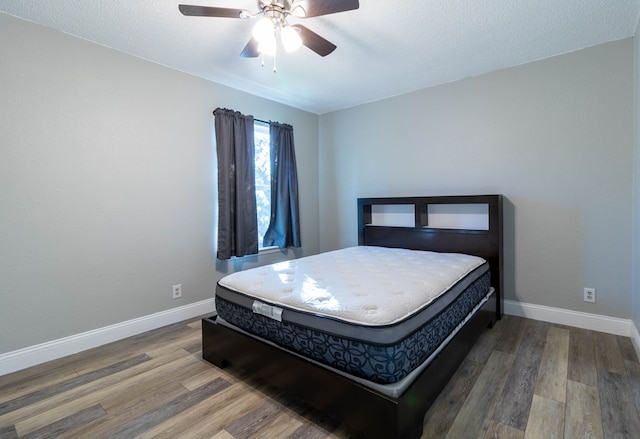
[202,194,504,438]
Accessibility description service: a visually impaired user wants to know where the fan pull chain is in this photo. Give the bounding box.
[258,52,277,73]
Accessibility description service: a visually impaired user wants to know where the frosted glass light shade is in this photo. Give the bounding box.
[281,26,302,52]
[252,17,274,43]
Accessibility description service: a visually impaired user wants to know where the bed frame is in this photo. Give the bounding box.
[202,194,503,438]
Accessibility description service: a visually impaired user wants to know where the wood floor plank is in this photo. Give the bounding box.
[567,327,597,387]
[0,365,79,406]
[483,420,524,439]
[0,352,88,392]
[0,354,150,416]
[133,379,266,439]
[594,332,627,375]
[187,320,202,330]
[627,359,640,416]
[445,350,514,439]
[247,409,304,439]
[492,319,548,431]
[617,335,639,362]
[466,317,508,364]
[598,368,640,438]
[523,395,564,439]
[20,405,106,439]
[70,322,198,376]
[423,358,485,438]
[493,315,527,355]
[93,377,231,439]
[179,367,226,391]
[534,327,569,403]
[2,315,638,439]
[98,355,211,412]
[11,352,202,435]
[224,399,286,439]
[564,380,603,439]
[54,381,190,439]
[183,341,202,355]
[143,331,201,360]
[0,425,18,439]
[0,347,190,427]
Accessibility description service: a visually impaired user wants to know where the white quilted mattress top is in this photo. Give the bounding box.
[218,246,486,326]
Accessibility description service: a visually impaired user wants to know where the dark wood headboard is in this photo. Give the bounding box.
[357,195,504,318]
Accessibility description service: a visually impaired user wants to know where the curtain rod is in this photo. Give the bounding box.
[213,108,269,124]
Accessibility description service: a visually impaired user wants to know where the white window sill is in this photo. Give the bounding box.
[258,246,280,255]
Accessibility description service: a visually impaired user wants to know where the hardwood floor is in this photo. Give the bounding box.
[1,315,639,438]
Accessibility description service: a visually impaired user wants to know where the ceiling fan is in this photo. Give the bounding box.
[179,0,359,58]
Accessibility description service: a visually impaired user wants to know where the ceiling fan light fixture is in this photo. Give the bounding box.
[179,1,361,61]
[252,16,274,43]
[281,25,302,52]
[257,33,277,56]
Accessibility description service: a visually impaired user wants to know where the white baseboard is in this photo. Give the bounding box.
[0,298,216,377]
[2,298,636,377]
[504,299,632,336]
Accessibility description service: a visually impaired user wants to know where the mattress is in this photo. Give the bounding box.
[215,246,491,384]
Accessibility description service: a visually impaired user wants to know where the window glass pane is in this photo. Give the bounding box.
[254,121,271,248]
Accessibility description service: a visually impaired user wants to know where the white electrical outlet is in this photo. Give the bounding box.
[172,284,182,299]
[584,287,595,303]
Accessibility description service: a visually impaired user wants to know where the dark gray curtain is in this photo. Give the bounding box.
[263,122,301,248]
[214,108,258,260]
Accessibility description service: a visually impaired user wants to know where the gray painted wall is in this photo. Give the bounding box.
[634,31,640,333]
[1,11,637,357]
[319,39,634,319]
[0,13,320,354]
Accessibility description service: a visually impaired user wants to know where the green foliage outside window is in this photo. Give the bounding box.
[254,122,271,248]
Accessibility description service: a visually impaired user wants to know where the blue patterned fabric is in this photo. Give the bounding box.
[216,272,491,384]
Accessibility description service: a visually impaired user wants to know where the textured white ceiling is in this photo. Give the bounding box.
[1,0,639,114]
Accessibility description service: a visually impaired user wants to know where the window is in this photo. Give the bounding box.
[254,121,271,249]
[213,108,300,259]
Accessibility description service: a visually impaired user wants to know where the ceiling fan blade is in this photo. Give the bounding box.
[291,0,359,18]
[293,25,336,57]
[240,38,260,58]
[178,4,250,18]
